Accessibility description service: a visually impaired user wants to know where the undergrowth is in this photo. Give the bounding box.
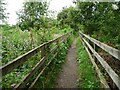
[33,35,74,88]
[1,26,73,88]
[76,37,100,88]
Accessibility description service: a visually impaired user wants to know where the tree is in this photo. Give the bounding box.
[0,0,8,24]
[57,7,80,34]
[75,1,120,48]
[17,1,48,31]
[17,1,48,47]
[57,1,120,48]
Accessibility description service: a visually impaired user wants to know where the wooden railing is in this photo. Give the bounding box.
[79,31,120,89]
[0,32,72,89]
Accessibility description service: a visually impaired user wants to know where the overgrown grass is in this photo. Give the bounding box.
[76,37,100,88]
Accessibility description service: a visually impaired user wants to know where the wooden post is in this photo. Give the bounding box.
[41,45,45,58]
[56,39,59,54]
[66,34,69,44]
[93,43,96,60]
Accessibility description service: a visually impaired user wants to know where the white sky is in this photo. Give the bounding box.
[5,0,24,25]
[5,0,75,25]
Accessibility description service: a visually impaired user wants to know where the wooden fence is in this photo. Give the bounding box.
[79,31,120,89]
[0,32,72,89]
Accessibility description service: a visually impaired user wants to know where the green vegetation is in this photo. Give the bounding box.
[76,38,100,88]
[0,0,8,24]
[2,27,50,66]
[17,2,48,31]
[1,0,120,89]
[34,36,74,88]
[1,1,73,87]
[57,1,120,49]
[1,26,72,88]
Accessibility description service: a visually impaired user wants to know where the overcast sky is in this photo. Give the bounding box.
[5,0,75,25]
[6,0,119,25]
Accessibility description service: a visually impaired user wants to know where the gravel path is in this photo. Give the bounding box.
[56,39,78,88]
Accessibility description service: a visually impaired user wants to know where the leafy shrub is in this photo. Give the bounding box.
[1,26,73,88]
[33,35,74,88]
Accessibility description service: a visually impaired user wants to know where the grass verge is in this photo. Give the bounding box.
[76,37,100,88]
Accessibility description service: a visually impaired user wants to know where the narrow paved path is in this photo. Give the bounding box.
[56,39,78,88]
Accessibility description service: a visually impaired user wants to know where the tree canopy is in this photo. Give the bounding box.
[57,1,120,48]
[17,1,48,31]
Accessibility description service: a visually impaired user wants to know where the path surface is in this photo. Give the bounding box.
[56,39,78,88]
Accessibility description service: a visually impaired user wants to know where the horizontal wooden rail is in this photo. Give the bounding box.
[28,52,58,89]
[79,34,110,88]
[28,37,68,89]
[15,45,59,88]
[79,31,120,61]
[79,31,120,89]
[1,32,71,77]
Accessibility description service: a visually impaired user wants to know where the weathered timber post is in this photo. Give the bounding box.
[41,45,45,58]
[56,39,60,55]
[93,43,96,60]
[56,39,59,48]
[66,33,70,44]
